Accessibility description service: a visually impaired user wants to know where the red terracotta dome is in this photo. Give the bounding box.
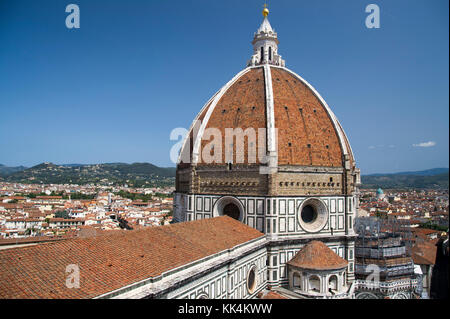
[287,240,348,270]
[178,65,354,169]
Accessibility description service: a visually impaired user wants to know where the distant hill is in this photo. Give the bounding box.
[367,168,449,177]
[2,162,175,187]
[0,164,27,176]
[2,162,448,190]
[362,168,449,189]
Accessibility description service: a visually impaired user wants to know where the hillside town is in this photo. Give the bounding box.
[0,182,174,245]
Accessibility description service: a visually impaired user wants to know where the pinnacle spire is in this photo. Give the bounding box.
[247,5,285,67]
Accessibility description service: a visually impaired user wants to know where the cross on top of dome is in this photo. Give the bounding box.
[247,5,285,67]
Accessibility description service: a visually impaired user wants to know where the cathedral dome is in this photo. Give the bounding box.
[178,64,354,169]
[177,7,354,171]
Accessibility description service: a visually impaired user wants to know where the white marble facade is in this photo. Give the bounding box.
[174,193,357,287]
[175,194,356,236]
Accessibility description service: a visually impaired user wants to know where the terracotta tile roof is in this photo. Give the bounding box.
[48,218,84,222]
[144,207,162,212]
[412,241,437,265]
[258,290,288,299]
[0,203,21,209]
[0,216,263,299]
[412,228,441,236]
[35,196,62,200]
[287,240,348,270]
[0,235,73,246]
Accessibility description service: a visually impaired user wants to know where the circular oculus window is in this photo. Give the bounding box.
[213,196,243,221]
[246,266,257,294]
[298,198,328,232]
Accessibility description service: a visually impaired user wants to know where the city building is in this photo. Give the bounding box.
[376,188,386,201]
[354,217,420,299]
[412,240,436,298]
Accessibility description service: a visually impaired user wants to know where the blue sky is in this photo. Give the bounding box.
[0,0,448,174]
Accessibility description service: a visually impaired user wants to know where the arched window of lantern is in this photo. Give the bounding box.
[269,47,272,61]
[328,275,339,293]
[309,275,321,293]
[260,47,264,63]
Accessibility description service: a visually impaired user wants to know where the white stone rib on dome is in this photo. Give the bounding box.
[190,67,252,165]
[263,64,275,152]
[177,89,221,165]
[336,120,356,163]
[263,64,277,167]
